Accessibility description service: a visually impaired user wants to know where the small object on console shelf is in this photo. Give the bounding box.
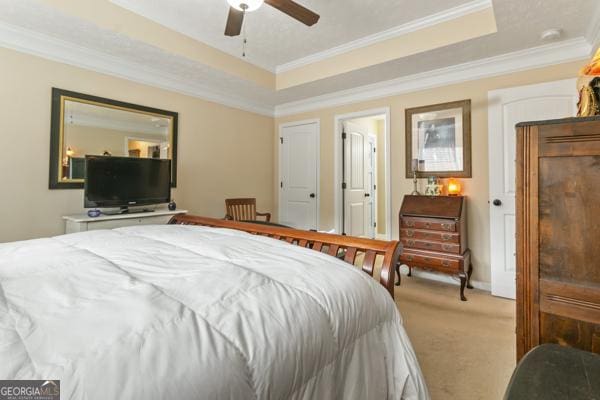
[397,195,473,301]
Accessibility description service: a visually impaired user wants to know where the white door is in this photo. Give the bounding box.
[279,121,319,230]
[488,79,577,299]
[343,121,372,237]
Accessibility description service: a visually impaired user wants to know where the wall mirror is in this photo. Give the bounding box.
[49,88,178,189]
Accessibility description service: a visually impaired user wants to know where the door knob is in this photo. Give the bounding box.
[364,193,370,197]
[492,199,502,206]
[309,193,316,198]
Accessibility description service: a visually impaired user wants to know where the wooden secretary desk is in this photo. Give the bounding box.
[516,116,600,360]
[397,195,473,301]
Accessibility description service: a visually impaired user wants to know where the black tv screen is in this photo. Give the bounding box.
[84,156,171,208]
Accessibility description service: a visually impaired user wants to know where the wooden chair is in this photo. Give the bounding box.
[225,198,271,222]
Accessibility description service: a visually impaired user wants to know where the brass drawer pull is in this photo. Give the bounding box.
[441,223,453,231]
[424,242,432,248]
[406,255,414,261]
[407,239,415,246]
[424,222,431,228]
[406,221,415,227]
[442,260,450,267]
[442,244,451,251]
[442,233,451,241]
[406,230,414,237]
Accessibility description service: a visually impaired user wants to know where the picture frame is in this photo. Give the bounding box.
[405,99,472,178]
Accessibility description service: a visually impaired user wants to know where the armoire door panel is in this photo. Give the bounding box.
[538,156,600,285]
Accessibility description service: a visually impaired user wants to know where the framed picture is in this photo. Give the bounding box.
[405,99,471,178]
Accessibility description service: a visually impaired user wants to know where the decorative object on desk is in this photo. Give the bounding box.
[397,195,473,301]
[447,178,462,196]
[405,99,472,178]
[577,48,600,116]
[168,200,177,211]
[424,176,443,196]
[87,209,101,218]
[410,158,421,195]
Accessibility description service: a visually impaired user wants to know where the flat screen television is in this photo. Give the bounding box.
[84,156,171,212]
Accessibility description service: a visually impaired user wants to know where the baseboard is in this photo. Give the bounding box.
[397,264,491,292]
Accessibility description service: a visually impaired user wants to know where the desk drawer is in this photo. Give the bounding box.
[401,238,460,254]
[400,251,460,272]
[401,217,456,232]
[400,228,459,243]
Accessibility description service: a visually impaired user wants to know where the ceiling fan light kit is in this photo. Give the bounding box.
[227,0,264,12]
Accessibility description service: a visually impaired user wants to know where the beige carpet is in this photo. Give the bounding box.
[394,275,516,400]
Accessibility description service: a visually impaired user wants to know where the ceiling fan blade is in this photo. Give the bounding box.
[264,0,320,26]
[224,7,244,36]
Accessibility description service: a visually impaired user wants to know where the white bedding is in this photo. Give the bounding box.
[0,225,428,399]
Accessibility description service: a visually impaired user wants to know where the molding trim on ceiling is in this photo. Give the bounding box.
[0,22,275,117]
[586,2,600,50]
[274,37,590,117]
[275,0,493,73]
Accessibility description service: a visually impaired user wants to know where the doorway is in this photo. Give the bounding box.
[334,108,391,239]
[488,78,577,299]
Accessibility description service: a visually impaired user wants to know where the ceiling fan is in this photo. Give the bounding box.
[225,0,320,37]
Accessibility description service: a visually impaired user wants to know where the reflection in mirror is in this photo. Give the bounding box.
[50,88,178,189]
[61,100,172,181]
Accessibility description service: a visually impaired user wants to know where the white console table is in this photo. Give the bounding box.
[63,210,188,234]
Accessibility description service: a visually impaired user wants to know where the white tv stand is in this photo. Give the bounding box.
[63,209,187,234]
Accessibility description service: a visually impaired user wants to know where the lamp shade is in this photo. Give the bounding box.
[227,0,264,12]
[447,178,461,196]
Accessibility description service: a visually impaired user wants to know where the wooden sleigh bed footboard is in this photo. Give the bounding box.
[168,215,402,299]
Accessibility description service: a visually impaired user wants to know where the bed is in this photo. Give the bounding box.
[0,216,429,399]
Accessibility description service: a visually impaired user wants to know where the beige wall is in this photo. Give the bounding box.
[0,47,274,243]
[274,60,583,284]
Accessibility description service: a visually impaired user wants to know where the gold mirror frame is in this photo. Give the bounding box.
[49,88,178,189]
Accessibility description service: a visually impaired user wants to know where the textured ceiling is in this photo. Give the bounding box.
[109,0,471,70]
[0,0,597,114]
[275,0,597,103]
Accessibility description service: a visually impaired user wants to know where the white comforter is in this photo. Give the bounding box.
[0,225,428,399]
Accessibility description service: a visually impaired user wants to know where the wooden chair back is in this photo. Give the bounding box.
[225,198,257,221]
[225,198,270,221]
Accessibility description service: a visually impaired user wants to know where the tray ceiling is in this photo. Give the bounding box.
[0,0,597,116]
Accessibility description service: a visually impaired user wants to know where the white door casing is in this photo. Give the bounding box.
[279,120,319,230]
[367,134,377,238]
[343,121,373,238]
[488,79,577,299]
[333,108,391,240]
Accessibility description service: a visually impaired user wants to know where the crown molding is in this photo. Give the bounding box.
[67,113,168,136]
[275,0,493,73]
[0,22,275,117]
[274,37,590,117]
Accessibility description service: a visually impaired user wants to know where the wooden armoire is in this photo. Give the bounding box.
[516,116,600,361]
